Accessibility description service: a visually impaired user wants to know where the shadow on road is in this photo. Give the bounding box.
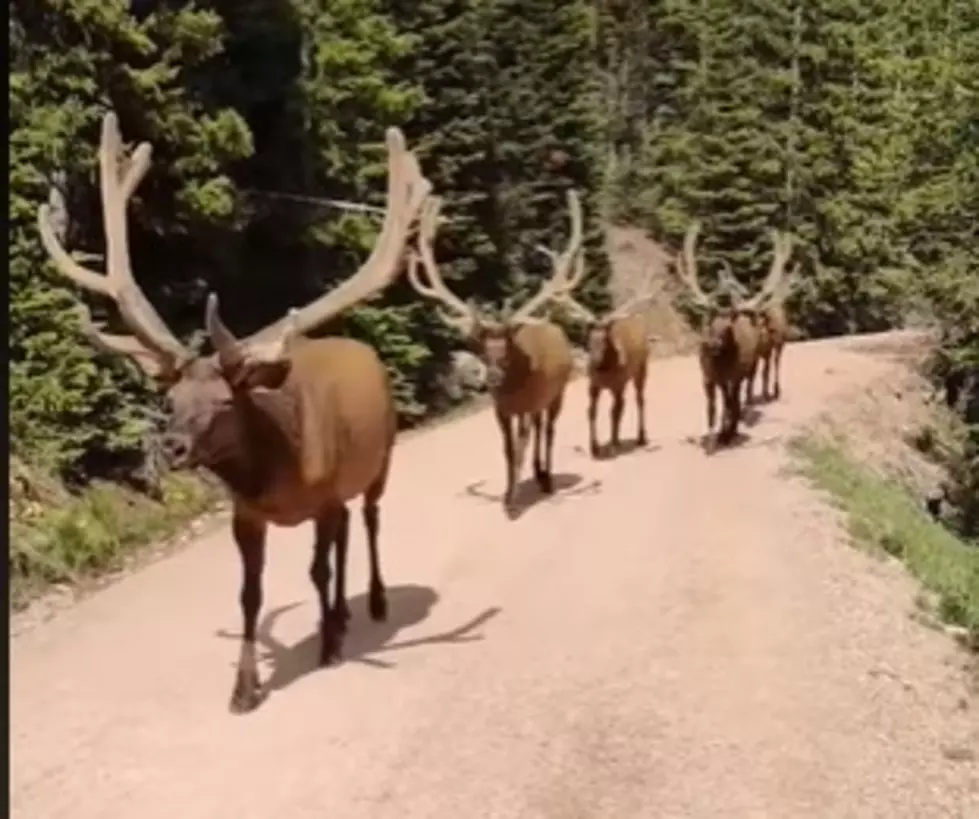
[686,430,782,456]
[463,472,603,521]
[216,584,501,700]
[574,440,663,461]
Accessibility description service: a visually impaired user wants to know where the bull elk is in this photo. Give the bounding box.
[36,110,431,713]
[717,234,797,404]
[674,222,789,446]
[406,192,582,511]
[539,246,659,458]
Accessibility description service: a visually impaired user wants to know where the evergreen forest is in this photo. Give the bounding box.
[9,0,979,598]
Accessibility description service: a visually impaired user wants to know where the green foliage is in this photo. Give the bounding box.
[791,434,979,647]
[384,0,611,322]
[600,0,978,530]
[10,0,615,601]
[10,458,219,610]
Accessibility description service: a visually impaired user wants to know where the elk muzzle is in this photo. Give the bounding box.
[161,430,194,469]
[486,363,505,391]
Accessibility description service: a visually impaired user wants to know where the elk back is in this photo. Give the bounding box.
[292,336,397,502]
[496,322,573,416]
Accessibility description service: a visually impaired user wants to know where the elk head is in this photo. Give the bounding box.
[406,190,583,392]
[37,110,431,472]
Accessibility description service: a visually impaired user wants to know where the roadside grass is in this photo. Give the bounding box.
[790,433,979,650]
[10,470,220,612]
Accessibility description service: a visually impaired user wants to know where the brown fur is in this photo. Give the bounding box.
[405,191,582,510]
[584,313,650,456]
[480,320,574,505]
[36,110,431,713]
[698,309,760,444]
[747,302,789,403]
[674,221,792,447]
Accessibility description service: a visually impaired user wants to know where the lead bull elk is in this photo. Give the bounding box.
[37,111,431,713]
[406,192,582,511]
[539,246,660,458]
[674,221,790,446]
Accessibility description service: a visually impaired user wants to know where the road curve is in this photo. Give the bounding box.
[11,331,979,819]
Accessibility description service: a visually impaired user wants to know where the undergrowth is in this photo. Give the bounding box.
[10,468,220,612]
[790,434,979,649]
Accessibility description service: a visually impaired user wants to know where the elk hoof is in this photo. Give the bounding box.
[334,602,351,633]
[590,442,601,459]
[637,432,648,447]
[229,671,264,715]
[369,588,388,622]
[318,626,342,667]
[536,470,554,494]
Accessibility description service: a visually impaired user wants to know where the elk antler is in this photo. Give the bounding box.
[36,111,192,378]
[740,230,794,310]
[545,248,662,325]
[208,127,433,359]
[716,260,747,298]
[509,189,584,324]
[543,250,598,323]
[673,220,717,311]
[406,195,482,337]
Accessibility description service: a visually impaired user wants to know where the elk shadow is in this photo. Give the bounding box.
[740,405,764,427]
[578,440,664,461]
[688,430,785,456]
[215,584,501,702]
[687,431,752,455]
[463,472,602,521]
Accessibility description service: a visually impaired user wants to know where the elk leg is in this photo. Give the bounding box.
[363,466,390,622]
[230,512,267,714]
[540,395,563,494]
[610,389,625,452]
[760,352,771,400]
[772,346,783,400]
[312,510,345,667]
[514,412,531,486]
[746,358,758,405]
[634,364,648,447]
[496,408,518,506]
[332,505,351,633]
[722,380,743,444]
[532,412,547,489]
[587,383,601,458]
[704,380,717,436]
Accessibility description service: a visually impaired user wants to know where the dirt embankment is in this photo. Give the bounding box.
[604,225,699,357]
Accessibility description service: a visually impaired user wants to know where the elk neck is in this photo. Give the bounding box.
[491,332,534,396]
[206,387,300,501]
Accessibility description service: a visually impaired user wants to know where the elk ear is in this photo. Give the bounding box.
[222,354,292,392]
[150,362,184,389]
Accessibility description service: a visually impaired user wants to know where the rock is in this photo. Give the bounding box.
[440,351,487,401]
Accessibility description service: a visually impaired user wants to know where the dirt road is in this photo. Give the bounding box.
[11,331,979,819]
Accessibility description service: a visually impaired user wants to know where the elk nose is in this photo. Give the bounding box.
[161,433,191,467]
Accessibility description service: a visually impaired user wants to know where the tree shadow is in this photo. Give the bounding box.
[462,472,602,521]
[577,440,664,462]
[215,584,501,704]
